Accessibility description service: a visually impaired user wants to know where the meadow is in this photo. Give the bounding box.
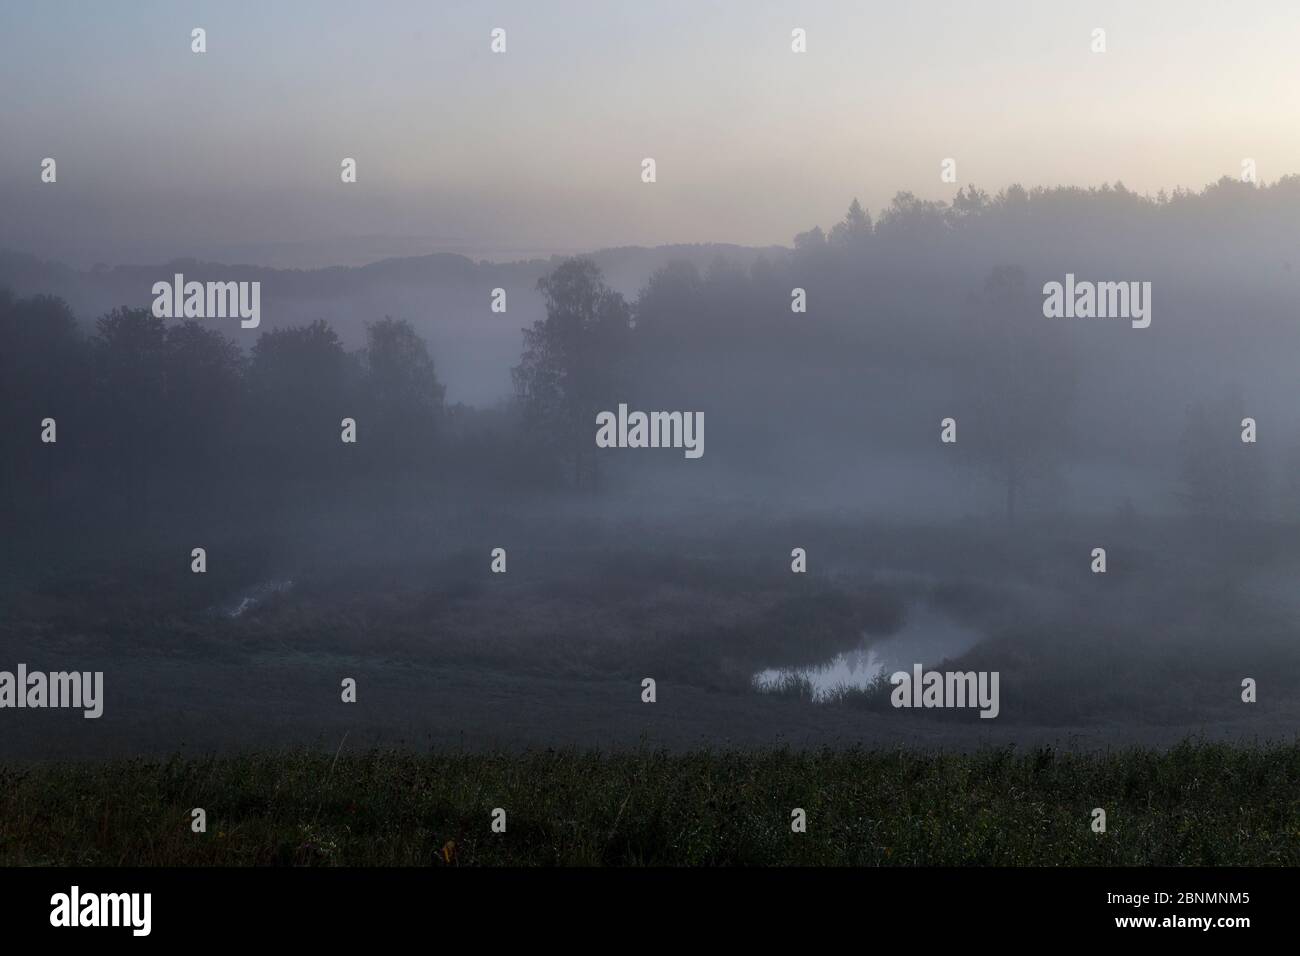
[3,743,1298,865]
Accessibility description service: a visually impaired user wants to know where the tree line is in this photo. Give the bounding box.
[4,177,1292,541]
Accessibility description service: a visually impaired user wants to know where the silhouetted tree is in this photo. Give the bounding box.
[0,291,85,522]
[360,316,444,474]
[828,198,872,249]
[92,307,168,523]
[634,261,703,342]
[512,259,631,490]
[792,225,826,253]
[248,319,353,494]
[875,191,948,252]
[160,320,245,490]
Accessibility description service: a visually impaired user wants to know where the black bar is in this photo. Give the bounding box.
[1,866,1272,941]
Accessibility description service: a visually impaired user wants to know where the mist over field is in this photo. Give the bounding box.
[5,177,1300,760]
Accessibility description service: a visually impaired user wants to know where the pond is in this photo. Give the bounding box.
[753,603,982,701]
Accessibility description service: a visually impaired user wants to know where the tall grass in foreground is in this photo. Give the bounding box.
[2,742,1298,865]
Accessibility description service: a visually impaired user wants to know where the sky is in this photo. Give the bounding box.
[2,0,1299,268]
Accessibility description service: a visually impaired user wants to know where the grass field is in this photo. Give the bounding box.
[3,741,1299,866]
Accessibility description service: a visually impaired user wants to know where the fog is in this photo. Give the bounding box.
[4,175,1300,758]
[5,1,1300,759]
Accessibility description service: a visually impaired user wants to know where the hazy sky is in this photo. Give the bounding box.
[3,0,1299,267]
